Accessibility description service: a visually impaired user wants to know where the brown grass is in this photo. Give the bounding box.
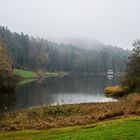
[0,93,140,131]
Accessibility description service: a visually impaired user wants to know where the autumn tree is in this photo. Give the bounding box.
[0,41,16,91]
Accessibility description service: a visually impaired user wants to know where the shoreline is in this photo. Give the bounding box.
[0,93,139,131]
[14,69,68,85]
[0,99,117,115]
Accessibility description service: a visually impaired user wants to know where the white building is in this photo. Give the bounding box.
[107,69,114,75]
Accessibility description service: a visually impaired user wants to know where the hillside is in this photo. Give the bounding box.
[0,26,129,73]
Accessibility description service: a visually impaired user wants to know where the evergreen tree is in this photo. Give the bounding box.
[122,40,140,92]
[0,26,129,73]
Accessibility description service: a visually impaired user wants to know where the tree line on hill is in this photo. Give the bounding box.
[0,26,129,73]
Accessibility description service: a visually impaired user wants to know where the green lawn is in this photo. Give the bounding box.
[14,69,66,79]
[14,69,38,78]
[46,72,60,77]
[14,69,66,85]
[0,117,140,140]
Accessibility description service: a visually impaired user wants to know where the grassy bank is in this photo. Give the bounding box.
[14,69,39,85]
[14,69,38,78]
[0,93,140,131]
[14,69,67,78]
[14,69,67,85]
[0,117,140,140]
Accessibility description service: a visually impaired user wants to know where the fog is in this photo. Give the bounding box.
[0,0,140,49]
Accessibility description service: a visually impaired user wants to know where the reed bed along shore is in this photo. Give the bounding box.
[0,93,140,131]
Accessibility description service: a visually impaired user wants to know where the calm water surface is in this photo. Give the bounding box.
[0,75,121,112]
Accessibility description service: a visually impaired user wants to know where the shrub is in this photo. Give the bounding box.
[104,86,124,97]
[122,40,140,93]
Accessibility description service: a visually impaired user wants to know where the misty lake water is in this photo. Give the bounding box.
[0,75,121,112]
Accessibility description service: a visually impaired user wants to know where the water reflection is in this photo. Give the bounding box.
[107,75,114,80]
[0,75,121,112]
[0,91,17,112]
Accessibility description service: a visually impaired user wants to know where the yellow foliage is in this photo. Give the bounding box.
[0,41,15,90]
[104,86,124,95]
[0,41,12,71]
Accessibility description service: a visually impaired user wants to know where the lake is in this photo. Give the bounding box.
[0,75,121,112]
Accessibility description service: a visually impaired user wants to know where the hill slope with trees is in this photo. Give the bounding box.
[0,26,129,73]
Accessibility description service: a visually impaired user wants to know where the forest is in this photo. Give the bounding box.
[0,26,129,73]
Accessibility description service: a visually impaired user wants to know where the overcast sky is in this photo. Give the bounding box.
[0,0,140,49]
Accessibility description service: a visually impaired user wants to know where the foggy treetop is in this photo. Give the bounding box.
[0,26,129,73]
